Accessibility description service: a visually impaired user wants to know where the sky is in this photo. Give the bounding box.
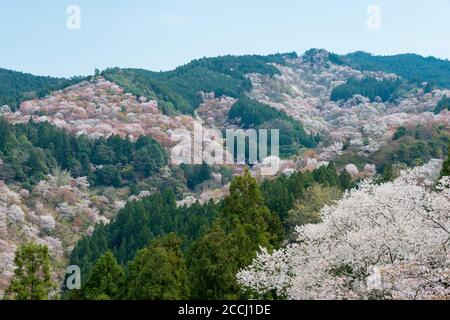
[1,0,450,77]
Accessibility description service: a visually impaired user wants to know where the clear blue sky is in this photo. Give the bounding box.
[1,0,450,77]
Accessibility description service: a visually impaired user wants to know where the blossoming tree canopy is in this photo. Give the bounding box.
[237,160,450,300]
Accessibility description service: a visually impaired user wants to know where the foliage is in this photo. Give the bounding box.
[228,96,319,156]
[0,117,167,188]
[393,126,407,141]
[180,163,212,190]
[339,51,450,88]
[4,243,55,300]
[338,170,354,190]
[187,169,283,299]
[238,161,450,300]
[69,165,355,300]
[260,164,343,224]
[371,125,450,172]
[81,251,125,300]
[102,53,295,114]
[441,143,450,178]
[330,77,400,102]
[0,68,84,111]
[285,184,342,235]
[124,234,189,300]
[434,95,450,114]
[69,190,220,281]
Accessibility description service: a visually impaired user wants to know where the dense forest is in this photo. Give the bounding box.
[330,77,401,102]
[102,53,296,115]
[0,117,167,189]
[337,51,450,88]
[180,163,212,190]
[68,190,221,285]
[228,96,319,156]
[372,125,449,172]
[7,148,449,301]
[0,68,84,111]
[66,163,348,300]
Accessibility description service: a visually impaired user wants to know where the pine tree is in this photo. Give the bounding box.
[187,224,237,299]
[187,168,283,299]
[125,234,189,300]
[381,164,394,183]
[325,163,340,187]
[286,184,342,236]
[81,251,125,300]
[261,178,294,220]
[339,170,354,190]
[4,243,55,300]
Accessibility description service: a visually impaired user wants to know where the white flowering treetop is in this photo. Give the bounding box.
[237,160,450,300]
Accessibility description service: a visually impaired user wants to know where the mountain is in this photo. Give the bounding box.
[2,49,449,175]
[0,49,449,299]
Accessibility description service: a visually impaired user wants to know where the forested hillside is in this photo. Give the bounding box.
[66,163,348,299]
[228,96,319,156]
[0,68,83,110]
[102,53,297,115]
[1,49,450,301]
[338,51,450,88]
[330,77,401,102]
[0,117,167,189]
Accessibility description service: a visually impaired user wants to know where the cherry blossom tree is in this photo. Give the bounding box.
[238,160,450,300]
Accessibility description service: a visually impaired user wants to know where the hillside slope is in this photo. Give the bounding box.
[0,68,84,110]
[337,51,450,88]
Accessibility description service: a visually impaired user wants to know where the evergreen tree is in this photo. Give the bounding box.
[313,164,340,187]
[187,225,238,299]
[125,234,189,300]
[339,170,354,190]
[81,251,125,300]
[261,178,293,220]
[380,164,395,183]
[0,117,167,188]
[181,163,212,189]
[330,77,400,102]
[4,243,55,300]
[221,168,283,246]
[187,169,283,299]
[325,163,340,187]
